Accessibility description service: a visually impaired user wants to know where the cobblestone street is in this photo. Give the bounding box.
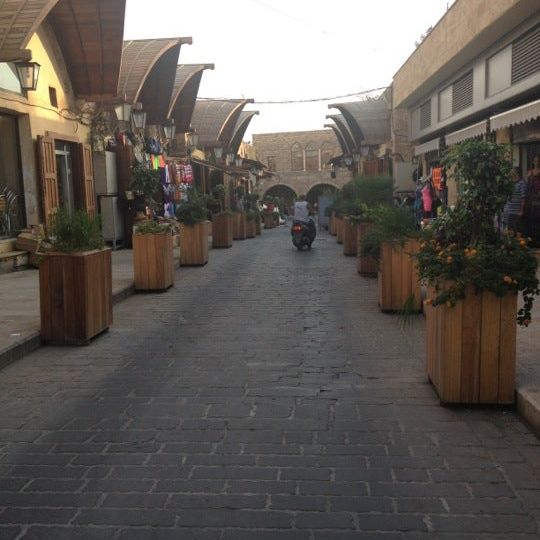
[0,227,540,539]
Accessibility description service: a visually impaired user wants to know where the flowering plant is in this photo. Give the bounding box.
[416,139,539,326]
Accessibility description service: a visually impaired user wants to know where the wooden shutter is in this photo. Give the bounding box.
[37,135,60,231]
[79,143,96,217]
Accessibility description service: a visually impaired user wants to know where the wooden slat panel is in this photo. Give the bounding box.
[439,298,463,403]
[78,143,96,217]
[498,292,517,403]
[180,221,209,266]
[342,217,357,256]
[479,291,502,402]
[459,287,482,402]
[378,243,393,311]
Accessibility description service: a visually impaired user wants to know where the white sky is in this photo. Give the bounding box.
[124,0,455,141]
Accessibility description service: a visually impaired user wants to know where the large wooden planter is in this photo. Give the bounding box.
[233,212,247,239]
[378,240,421,313]
[39,249,112,345]
[246,219,256,238]
[356,222,377,276]
[133,233,174,291]
[342,217,357,256]
[263,213,274,229]
[425,287,517,404]
[329,212,337,236]
[180,221,209,266]
[212,213,233,248]
[335,217,344,244]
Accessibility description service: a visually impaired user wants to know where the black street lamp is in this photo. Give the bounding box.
[14,61,41,91]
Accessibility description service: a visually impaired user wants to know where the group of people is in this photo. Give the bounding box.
[502,155,540,243]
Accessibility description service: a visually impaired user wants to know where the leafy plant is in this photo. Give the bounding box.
[211,184,226,212]
[48,208,104,253]
[360,205,418,260]
[134,220,172,235]
[175,189,208,226]
[416,139,539,326]
[130,164,161,207]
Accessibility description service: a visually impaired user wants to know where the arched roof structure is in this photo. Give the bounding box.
[0,0,126,98]
[0,0,58,61]
[229,110,259,154]
[47,0,126,98]
[118,37,192,122]
[324,124,349,155]
[326,114,355,153]
[167,64,214,133]
[329,98,390,146]
[190,99,253,149]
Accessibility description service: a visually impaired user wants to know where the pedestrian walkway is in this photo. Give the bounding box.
[0,228,539,538]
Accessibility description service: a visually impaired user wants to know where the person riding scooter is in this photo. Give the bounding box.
[291,195,316,249]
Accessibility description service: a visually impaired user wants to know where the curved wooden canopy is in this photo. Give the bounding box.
[0,0,59,61]
[229,110,259,154]
[47,0,126,98]
[329,99,390,146]
[324,123,350,155]
[190,99,253,148]
[167,64,214,133]
[326,114,355,153]
[118,37,191,115]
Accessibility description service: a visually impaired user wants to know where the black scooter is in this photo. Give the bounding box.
[291,219,316,250]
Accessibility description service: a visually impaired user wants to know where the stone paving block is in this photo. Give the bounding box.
[116,529,222,540]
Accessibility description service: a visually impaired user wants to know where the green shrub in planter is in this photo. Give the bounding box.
[48,208,104,252]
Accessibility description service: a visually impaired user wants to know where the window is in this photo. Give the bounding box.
[487,46,512,96]
[439,85,452,121]
[420,100,431,130]
[0,63,22,93]
[512,23,540,84]
[321,143,333,170]
[305,143,319,171]
[291,143,303,171]
[452,71,473,114]
[267,156,276,172]
[49,86,58,108]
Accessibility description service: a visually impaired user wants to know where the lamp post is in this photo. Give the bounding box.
[131,108,147,131]
[14,61,41,91]
[214,146,223,160]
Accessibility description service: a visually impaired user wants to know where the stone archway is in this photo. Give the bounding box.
[263,184,298,213]
[306,183,339,205]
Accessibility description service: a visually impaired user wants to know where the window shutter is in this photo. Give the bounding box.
[79,143,96,217]
[452,71,473,114]
[420,100,431,130]
[37,135,59,231]
[512,24,540,84]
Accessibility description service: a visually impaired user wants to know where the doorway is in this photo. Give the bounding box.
[55,141,75,213]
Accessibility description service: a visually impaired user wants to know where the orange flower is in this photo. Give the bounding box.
[446,301,452,308]
[519,239,527,247]
[503,275,512,284]
[523,319,531,327]
[446,256,453,263]
[424,299,433,306]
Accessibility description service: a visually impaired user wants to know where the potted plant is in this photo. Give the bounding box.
[244,193,259,238]
[39,209,112,345]
[210,185,233,249]
[133,220,174,291]
[263,196,276,229]
[176,189,210,266]
[129,163,161,222]
[417,139,539,404]
[232,186,247,240]
[361,205,421,313]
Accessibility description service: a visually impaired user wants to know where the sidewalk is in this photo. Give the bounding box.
[0,243,539,432]
[0,249,177,369]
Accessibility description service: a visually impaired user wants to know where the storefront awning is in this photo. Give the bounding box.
[326,115,355,154]
[414,138,439,156]
[445,120,487,146]
[490,99,540,131]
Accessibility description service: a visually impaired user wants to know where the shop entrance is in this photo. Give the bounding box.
[0,113,24,237]
[55,141,76,213]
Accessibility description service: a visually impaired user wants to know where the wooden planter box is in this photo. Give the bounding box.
[342,217,357,256]
[329,212,337,236]
[426,286,517,404]
[335,217,344,244]
[212,213,233,248]
[356,222,377,276]
[263,213,275,229]
[255,219,262,235]
[233,212,247,239]
[246,219,256,238]
[39,249,112,345]
[180,221,209,266]
[133,233,174,291]
[378,240,421,313]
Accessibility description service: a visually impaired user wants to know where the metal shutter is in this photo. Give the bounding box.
[452,71,473,114]
[512,24,540,84]
[420,100,431,129]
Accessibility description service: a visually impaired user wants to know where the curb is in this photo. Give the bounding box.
[516,387,540,436]
[0,283,136,372]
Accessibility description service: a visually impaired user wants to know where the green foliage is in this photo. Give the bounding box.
[360,205,418,260]
[211,184,226,212]
[416,139,539,326]
[130,164,161,207]
[49,208,104,253]
[175,189,208,226]
[134,220,172,235]
[244,193,260,212]
[245,210,257,222]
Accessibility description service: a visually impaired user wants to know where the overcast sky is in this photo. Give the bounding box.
[124,0,455,140]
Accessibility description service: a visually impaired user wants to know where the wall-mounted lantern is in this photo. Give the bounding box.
[14,61,41,91]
